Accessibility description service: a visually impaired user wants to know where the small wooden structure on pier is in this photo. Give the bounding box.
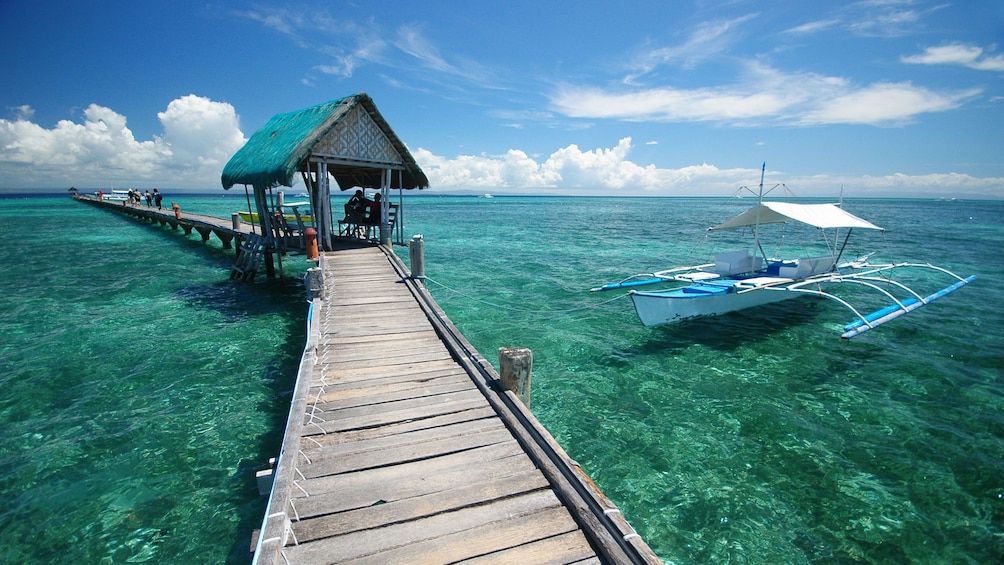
[221,93,429,254]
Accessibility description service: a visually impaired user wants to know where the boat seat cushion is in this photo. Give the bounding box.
[778,255,837,278]
[714,250,762,276]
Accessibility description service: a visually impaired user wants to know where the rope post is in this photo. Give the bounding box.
[304,228,319,262]
[231,213,241,230]
[409,234,425,285]
[498,347,532,408]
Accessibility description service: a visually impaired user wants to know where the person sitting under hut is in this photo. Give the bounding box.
[365,193,383,225]
[344,189,369,221]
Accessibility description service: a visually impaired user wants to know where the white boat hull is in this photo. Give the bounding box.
[629,285,798,326]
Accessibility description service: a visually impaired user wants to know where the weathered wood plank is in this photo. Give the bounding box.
[315,349,455,370]
[315,359,460,381]
[316,366,469,394]
[291,468,551,543]
[300,417,506,464]
[303,392,491,434]
[309,386,485,420]
[297,424,516,479]
[306,405,496,446]
[283,491,576,564]
[291,442,532,517]
[457,531,602,565]
[314,374,475,407]
[318,343,452,366]
[322,328,441,346]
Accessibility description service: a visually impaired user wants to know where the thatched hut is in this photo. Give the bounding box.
[221,93,429,250]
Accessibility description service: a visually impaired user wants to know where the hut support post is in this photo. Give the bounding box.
[253,185,277,278]
[317,162,333,251]
[379,168,392,246]
[396,170,404,245]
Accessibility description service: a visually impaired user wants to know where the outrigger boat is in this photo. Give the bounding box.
[591,165,976,339]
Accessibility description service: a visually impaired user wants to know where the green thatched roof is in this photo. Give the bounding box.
[221,93,429,191]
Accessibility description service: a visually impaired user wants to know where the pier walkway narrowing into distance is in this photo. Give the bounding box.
[253,241,662,564]
[71,195,661,563]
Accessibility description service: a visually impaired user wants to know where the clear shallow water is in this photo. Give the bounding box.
[401,196,1003,564]
[0,195,308,564]
[0,193,1001,564]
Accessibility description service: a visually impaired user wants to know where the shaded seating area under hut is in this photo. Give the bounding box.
[221,93,429,258]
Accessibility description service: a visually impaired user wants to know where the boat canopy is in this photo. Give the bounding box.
[710,202,884,231]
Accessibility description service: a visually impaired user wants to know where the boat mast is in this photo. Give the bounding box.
[753,162,766,261]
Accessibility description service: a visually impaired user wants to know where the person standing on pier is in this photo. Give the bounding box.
[144,190,153,207]
[153,189,163,210]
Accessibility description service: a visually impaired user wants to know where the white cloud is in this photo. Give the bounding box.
[800,82,981,125]
[0,95,246,189]
[551,63,981,126]
[414,138,1003,198]
[902,44,1004,72]
[625,14,758,82]
[158,95,247,173]
[415,137,701,192]
[784,19,841,35]
[2,100,999,199]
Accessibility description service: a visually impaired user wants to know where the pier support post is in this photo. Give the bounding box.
[265,251,275,278]
[305,267,324,300]
[408,234,425,285]
[215,230,234,249]
[498,347,532,408]
[232,213,241,230]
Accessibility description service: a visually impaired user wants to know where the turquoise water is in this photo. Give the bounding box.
[1,193,1001,563]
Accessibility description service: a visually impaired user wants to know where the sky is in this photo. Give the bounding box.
[1,0,1002,198]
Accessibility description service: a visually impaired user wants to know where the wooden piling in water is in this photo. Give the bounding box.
[499,346,532,407]
[408,234,425,285]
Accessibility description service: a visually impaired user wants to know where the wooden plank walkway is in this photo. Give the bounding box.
[253,242,662,564]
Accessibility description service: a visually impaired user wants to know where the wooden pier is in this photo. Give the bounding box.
[75,194,253,247]
[253,242,661,564]
[74,194,661,563]
[75,195,305,280]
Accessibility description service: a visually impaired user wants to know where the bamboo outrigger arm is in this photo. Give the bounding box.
[780,263,977,338]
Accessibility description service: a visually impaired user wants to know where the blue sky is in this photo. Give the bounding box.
[1,0,1002,197]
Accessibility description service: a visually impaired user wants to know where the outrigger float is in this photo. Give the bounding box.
[591,164,976,339]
